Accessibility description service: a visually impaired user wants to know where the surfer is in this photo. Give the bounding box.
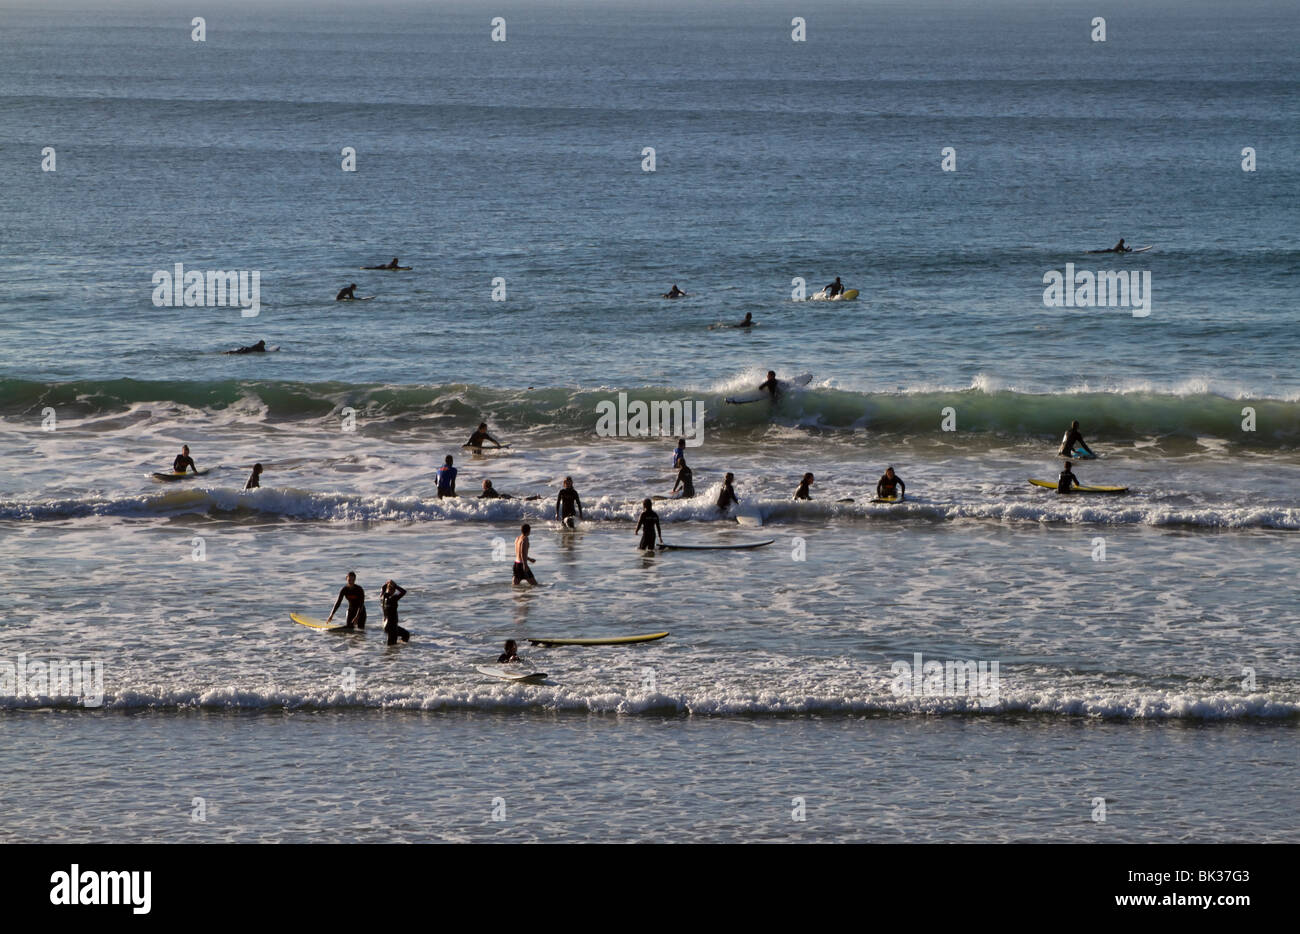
[498,639,520,663]
[794,472,814,500]
[717,472,739,513]
[876,467,905,500]
[636,499,664,550]
[824,276,844,298]
[673,460,695,498]
[1057,420,1094,458]
[363,258,408,270]
[555,477,584,527]
[1057,461,1080,494]
[1111,238,1130,253]
[758,370,780,401]
[513,524,538,585]
[224,339,266,354]
[244,463,262,489]
[379,580,410,645]
[672,438,687,469]
[172,445,197,474]
[737,312,754,328]
[335,283,358,301]
[664,284,686,298]
[326,571,366,630]
[465,422,503,451]
[479,479,514,499]
[436,455,457,498]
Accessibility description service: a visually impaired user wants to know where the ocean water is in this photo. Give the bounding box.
[1,0,1297,843]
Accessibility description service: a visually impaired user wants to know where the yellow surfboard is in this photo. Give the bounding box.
[527,632,669,647]
[290,612,361,633]
[1028,478,1128,494]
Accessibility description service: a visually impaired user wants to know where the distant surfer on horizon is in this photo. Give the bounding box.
[1057,420,1094,458]
[555,477,584,527]
[876,467,905,501]
[673,459,695,498]
[224,339,267,354]
[513,524,538,585]
[737,312,754,328]
[479,479,513,499]
[326,571,366,630]
[172,445,197,474]
[363,258,409,270]
[244,463,262,489]
[1057,461,1080,494]
[794,472,814,500]
[717,472,739,513]
[636,498,664,550]
[465,422,503,451]
[824,276,845,298]
[336,283,358,301]
[380,580,410,645]
[436,456,458,498]
[664,284,686,298]
[1111,239,1131,253]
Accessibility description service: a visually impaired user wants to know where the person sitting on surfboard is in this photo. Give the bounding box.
[1111,238,1130,253]
[555,477,583,526]
[479,479,513,499]
[636,499,664,551]
[225,339,267,354]
[465,422,503,451]
[335,283,358,300]
[673,460,695,499]
[717,472,739,513]
[672,438,687,469]
[1057,420,1094,458]
[1057,462,1080,494]
[824,277,844,298]
[759,371,780,401]
[244,463,262,489]
[172,445,197,474]
[794,472,814,500]
[664,284,686,298]
[380,580,410,645]
[436,456,457,498]
[498,639,520,663]
[876,467,905,500]
[738,312,754,328]
[326,571,366,630]
[513,525,538,585]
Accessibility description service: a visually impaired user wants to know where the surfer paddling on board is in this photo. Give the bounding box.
[673,459,695,498]
[380,580,410,645]
[326,571,366,630]
[555,477,584,528]
[224,339,267,354]
[1057,420,1094,458]
[172,445,197,474]
[636,499,664,550]
[663,284,686,298]
[244,463,263,489]
[824,276,845,298]
[794,472,814,500]
[513,524,538,585]
[717,472,739,514]
[363,258,409,270]
[876,467,905,500]
[1057,461,1081,494]
[465,422,503,451]
[436,456,458,498]
[498,639,520,663]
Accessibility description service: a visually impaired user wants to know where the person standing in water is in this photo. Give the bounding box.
[794,472,814,500]
[876,467,905,500]
[664,284,686,298]
[1057,461,1080,494]
[1057,420,1094,458]
[379,580,410,645]
[244,463,263,489]
[436,455,458,498]
[172,445,197,474]
[717,472,739,513]
[326,571,366,630]
[673,459,695,499]
[555,477,583,527]
[465,422,503,451]
[635,499,664,551]
[514,524,538,585]
[498,639,520,663]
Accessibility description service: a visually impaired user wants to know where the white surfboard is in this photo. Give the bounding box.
[475,665,546,683]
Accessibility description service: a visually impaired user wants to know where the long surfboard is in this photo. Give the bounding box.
[809,289,859,301]
[1086,245,1153,254]
[1028,478,1128,494]
[475,665,546,683]
[290,612,363,633]
[151,469,211,482]
[527,632,669,647]
[725,372,813,405]
[659,540,774,550]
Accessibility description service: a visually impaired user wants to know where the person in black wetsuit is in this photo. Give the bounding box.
[635,499,663,550]
[326,571,366,630]
[664,284,686,298]
[465,422,503,451]
[717,472,739,513]
[673,460,695,499]
[876,467,905,500]
[555,477,583,527]
[244,463,262,489]
[794,472,814,500]
[173,445,197,474]
[225,340,267,354]
[738,312,754,328]
[1111,239,1130,253]
[498,639,520,663]
[758,371,779,401]
[479,479,513,499]
[824,276,844,298]
[1057,461,1080,494]
[379,580,409,645]
[1057,420,1094,458]
[336,283,358,300]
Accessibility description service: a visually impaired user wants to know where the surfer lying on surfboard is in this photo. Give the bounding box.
[224,339,267,354]
[362,258,411,270]
[1057,420,1095,458]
